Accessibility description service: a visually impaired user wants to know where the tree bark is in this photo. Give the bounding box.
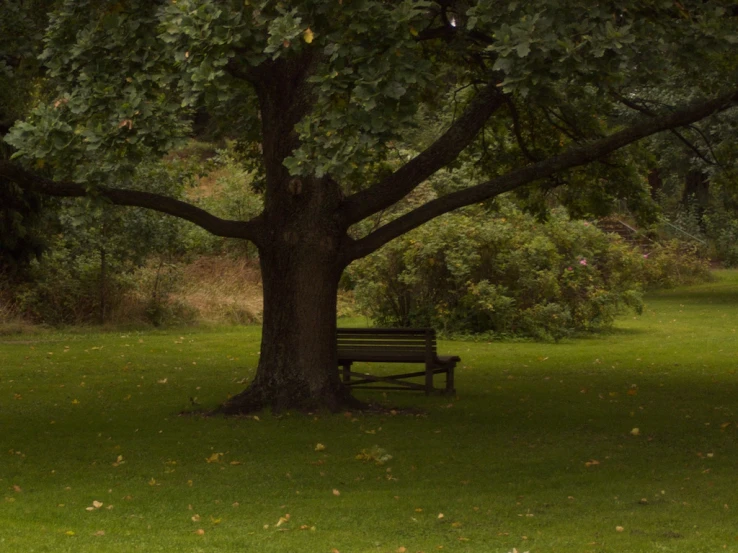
[218,245,355,414]
[217,174,357,414]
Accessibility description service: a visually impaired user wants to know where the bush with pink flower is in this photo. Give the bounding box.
[349,204,710,341]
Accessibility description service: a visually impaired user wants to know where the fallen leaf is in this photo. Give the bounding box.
[275,515,290,527]
[332,489,341,496]
[93,530,105,536]
[191,514,201,522]
[630,428,640,436]
[157,378,168,384]
[616,526,624,532]
[92,500,103,508]
[584,459,600,467]
[13,485,21,493]
[205,452,223,463]
[315,443,326,451]
[437,513,445,519]
[195,529,205,535]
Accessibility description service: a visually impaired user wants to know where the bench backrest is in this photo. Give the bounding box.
[337,328,436,363]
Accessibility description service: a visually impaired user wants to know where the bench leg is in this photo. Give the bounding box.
[445,366,455,396]
[341,362,352,383]
[425,364,433,395]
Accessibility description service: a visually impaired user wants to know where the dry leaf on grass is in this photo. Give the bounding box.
[275,514,290,527]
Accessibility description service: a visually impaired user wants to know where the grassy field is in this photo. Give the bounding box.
[2,271,738,553]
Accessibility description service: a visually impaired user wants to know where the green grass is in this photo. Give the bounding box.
[2,271,738,552]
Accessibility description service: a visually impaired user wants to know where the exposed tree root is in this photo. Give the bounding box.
[212,381,369,416]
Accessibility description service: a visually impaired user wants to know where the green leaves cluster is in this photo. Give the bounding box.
[284,1,434,181]
[6,0,189,184]
[5,0,737,193]
[469,1,737,96]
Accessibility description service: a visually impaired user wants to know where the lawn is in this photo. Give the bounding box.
[2,271,738,553]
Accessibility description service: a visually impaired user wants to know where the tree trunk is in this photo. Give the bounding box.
[217,56,361,414]
[219,244,357,414]
[218,174,358,414]
[99,246,107,325]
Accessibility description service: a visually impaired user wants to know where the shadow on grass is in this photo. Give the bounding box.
[649,289,738,306]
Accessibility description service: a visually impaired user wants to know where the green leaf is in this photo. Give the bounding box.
[516,43,531,57]
[383,81,406,100]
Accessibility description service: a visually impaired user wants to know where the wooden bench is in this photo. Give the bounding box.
[337,328,459,395]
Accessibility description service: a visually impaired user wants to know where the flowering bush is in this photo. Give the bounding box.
[350,205,712,340]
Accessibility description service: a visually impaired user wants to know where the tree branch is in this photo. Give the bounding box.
[339,82,506,225]
[613,91,719,165]
[0,161,264,243]
[504,96,538,162]
[345,89,738,261]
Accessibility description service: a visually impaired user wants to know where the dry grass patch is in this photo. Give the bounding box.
[175,256,263,324]
[0,286,35,335]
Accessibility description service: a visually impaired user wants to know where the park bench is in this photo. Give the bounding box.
[337,328,459,395]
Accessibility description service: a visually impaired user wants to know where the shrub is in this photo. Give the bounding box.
[14,247,133,326]
[640,241,712,288]
[348,206,646,341]
[703,207,738,268]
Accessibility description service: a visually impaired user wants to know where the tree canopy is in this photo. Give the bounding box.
[2,0,737,412]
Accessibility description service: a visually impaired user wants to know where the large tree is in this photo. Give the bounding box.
[1,0,737,412]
